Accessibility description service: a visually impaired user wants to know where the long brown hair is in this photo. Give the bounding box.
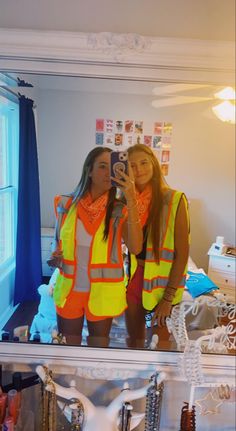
[128,144,168,262]
[71,146,117,240]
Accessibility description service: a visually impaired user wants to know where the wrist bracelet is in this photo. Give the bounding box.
[163,292,175,300]
[162,297,173,303]
[164,295,174,301]
[164,291,175,298]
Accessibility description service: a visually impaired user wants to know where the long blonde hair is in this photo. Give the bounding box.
[128,144,167,262]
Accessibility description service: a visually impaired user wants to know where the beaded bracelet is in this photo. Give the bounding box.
[162,297,173,303]
[164,293,175,301]
[163,292,175,300]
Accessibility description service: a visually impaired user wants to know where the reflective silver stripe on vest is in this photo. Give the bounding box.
[161,249,174,260]
[61,262,75,275]
[110,203,124,264]
[143,276,186,291]
[55,195,71,243]
[146,249,174,261]
[90,267,124,280]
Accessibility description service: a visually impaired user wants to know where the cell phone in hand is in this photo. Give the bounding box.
[110,151,129,187]
[145,312,158,328]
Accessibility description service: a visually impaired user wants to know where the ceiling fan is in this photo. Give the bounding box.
[151,83,235,123]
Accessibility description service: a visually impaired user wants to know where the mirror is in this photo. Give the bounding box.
[0,70,235,354]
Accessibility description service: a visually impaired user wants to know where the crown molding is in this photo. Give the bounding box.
[0,28,235,84]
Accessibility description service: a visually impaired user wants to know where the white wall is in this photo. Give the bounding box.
[36,87,235,271]
[0,0,235,41]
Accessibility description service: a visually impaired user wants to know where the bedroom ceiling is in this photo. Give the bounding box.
[0,0,235,42]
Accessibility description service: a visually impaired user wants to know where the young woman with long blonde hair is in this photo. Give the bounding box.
[125,144,190,348]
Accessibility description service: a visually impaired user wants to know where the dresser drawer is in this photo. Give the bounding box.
[218,285,235,304]
[208,269,235,288]
[41,236,54,251]
[208,255,235,273]
[41,249,51,262]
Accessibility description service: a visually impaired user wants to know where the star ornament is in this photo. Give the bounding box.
[195,390,223,415]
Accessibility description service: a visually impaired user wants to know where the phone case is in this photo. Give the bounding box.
[110,151,128,186]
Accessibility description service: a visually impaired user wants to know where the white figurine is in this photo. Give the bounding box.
[36,365,166,431]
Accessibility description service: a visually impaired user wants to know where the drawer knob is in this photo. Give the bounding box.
[227,264,231,268]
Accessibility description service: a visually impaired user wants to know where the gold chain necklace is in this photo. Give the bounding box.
[41,366,57,431]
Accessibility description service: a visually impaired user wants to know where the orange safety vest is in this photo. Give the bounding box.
[53,195,127,316]
[129,190,189,311]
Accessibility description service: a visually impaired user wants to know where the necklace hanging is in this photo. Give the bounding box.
[70,398,84,431]
[40,366,57,431]
[144,372,164,431]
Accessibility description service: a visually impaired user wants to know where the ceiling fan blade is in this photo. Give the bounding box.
[152,83,212,96]
[151,96,212,108]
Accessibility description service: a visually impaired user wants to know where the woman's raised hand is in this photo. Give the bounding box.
[110,162,136,202]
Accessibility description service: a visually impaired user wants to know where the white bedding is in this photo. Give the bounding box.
[30,257,219,343]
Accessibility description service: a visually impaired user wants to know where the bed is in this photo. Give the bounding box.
[29,257,222,346]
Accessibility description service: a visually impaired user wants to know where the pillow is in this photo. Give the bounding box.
[186,270,219,298]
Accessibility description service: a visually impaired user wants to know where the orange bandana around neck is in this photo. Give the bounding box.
[77,191,108,234]
[136,184,152,226]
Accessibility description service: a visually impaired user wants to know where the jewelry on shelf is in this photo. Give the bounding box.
[209,384,236,404]
[195,390,223,415]
[119,401,133,431]
[41,366,57,431]
[179,402,196,431]
[144,372,164,431]
[180,340,204,386]
[36,365,155,431]
[70,398,85,431]
[217,384,231,400]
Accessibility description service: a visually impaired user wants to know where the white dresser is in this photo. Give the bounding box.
[41,227,55,277]
[208,251,236,303]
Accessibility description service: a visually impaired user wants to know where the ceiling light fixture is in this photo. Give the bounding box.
[212,86,235,124]
[212,100,235,124]
[214,86,235,100]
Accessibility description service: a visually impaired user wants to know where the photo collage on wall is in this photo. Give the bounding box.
[95,119,173,176]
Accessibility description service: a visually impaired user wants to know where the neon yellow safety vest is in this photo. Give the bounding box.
[129,190,189,311]
[53,199,127,317]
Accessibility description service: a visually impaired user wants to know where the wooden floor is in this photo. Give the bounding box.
[3,300,39,339]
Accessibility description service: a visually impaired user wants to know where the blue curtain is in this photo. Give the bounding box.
[14,96,42,305]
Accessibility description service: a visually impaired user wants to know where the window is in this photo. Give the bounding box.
[0,94,19,273]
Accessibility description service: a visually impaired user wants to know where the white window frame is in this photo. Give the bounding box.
[0,92,19,277]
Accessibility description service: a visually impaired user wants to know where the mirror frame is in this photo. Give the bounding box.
[0,28,234,83]
[0,28,235,380]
